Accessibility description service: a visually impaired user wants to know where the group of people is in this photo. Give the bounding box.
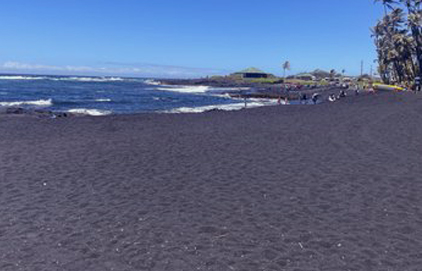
[279,77,422,107]
[298,89,352,104]
[294,92,321,104]
[278,78,422,106]
[282,89,349,105]
[328,90,348,102]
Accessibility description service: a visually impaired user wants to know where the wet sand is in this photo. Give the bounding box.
[0,91,421,271]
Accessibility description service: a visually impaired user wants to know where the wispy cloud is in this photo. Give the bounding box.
[0,61,229,78]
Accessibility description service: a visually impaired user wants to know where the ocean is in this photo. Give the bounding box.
[0,74,277,116]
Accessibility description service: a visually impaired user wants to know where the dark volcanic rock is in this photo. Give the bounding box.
[1,107,74,118]
[6,107,26,114]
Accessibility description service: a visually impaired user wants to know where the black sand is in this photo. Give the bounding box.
[0,92,421,271]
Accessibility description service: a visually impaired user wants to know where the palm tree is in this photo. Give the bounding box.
[375,0,398,15]
[392,30,417,81]
[282,61,291,80]
[330,69,336,79]
[401,0,422,79]
[372,3,419,83]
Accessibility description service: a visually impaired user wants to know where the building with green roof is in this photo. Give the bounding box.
[295,73,316,81]
[232,67,274,79]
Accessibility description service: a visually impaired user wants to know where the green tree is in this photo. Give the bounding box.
[372,0,421,83]
[401,0,422,80]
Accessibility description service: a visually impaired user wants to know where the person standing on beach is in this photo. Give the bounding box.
[339,90,346,99]
[300,93,307,104]
[415,76,421,92]
[311,93,320,104]
[354,84,360,95]
[328,94,336,102]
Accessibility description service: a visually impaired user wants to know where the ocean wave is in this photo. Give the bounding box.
[166,99,278,113]
[67,108,112,116]
[144,79,162,86]
[210,87,251,92]
[54,98,113,105]
[51,77,124,82]
[0,75,47,80]
[152,96,175,102]
[156,85,251,95]
[213,93,235,99]
[157,85,210,94]
[0,75,125,82]
[0,98,53,107]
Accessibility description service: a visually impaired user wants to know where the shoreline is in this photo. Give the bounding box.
[0,86,369,117]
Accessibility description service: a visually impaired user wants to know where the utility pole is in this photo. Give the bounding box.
[361,60,364,77]
[370,65,373,79]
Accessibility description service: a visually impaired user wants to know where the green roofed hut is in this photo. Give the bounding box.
[295,73,316,81]
[232,67,274,79]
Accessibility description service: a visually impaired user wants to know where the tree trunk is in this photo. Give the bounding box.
[393,61,403,83]
[412,27,422,78]
[405,3,422,79]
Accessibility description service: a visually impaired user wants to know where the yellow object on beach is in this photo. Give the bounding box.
[373,83,405,92]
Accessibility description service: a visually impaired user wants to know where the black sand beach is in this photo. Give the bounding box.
[0,92,422,271]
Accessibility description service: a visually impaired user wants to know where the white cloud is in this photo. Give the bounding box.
[0,61,228,78]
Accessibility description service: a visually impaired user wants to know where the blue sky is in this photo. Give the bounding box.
[0,0,384,78]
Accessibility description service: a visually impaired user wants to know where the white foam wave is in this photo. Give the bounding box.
[156,85,251,95]
[67,108,112,116]
[0,75,125,82]
[211,87,251,92]
[0,75,47,80]
[166,99,278,114]
[213,93,237,99]
[157,85,210,94]
[52,77,124,82]
[144,79,162,86]
[0,99,52,107]
[95,98,112,102]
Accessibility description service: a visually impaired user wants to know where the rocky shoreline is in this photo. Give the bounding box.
[160,78,268,88]
[160,78,346,101]
[0,86,360,118]
[0,107,76,118]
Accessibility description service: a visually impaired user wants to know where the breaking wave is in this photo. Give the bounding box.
[95,98,112,102]
[67,108,112,116]
[157,85,210,94]
[0,75,47,80]
[0,75,125,82]
[51,77,124,82]
[144,79,162,86]
[166,99,278,113]
[0,99,53,107]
